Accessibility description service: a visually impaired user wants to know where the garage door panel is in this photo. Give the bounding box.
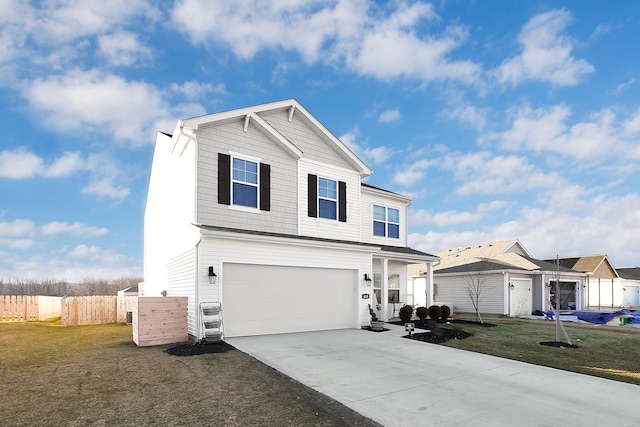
[223,264,356,337]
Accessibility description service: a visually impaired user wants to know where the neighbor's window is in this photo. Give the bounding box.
[318,177,337,220]
[373,205,400,238]
[232,157,258,208]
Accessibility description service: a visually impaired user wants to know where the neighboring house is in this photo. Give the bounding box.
[616,268,640,309]
[409,240,587,316]
[546,255,620,309]
[143,99,439,339]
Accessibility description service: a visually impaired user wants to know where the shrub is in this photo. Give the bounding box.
[440,304,451,321]
[399,304,413,323]
[415,306,429,321]
[428,305,442,321]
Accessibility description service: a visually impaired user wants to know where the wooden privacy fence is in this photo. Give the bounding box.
[1,295,39,321]
[61,296,117,326]
[2,295,131,326]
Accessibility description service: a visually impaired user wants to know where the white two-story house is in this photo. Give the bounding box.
[143,99,439,339]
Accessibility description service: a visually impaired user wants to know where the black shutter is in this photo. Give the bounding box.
[338,181,347,222]
[218,153,231,205]
[259,163,270,211]
[308,174,317,217]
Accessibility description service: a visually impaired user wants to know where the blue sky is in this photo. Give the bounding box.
[1,1,639,281]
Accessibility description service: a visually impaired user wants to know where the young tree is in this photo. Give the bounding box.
[464,272,488,324]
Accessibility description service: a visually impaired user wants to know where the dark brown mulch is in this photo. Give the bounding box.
[392,319,497,329]
[404,327,473,344]
[165,341,236,356]
[539,341,580,349]
[361,326,390,332]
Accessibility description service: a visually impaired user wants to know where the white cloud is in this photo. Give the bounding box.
[482,104,638,161]
[82,179,131,200]
[493,9,594,86]
[340,127,391,165]
[98,30,152,66]
[0,148,43,179]
[25,69,173,143]
[170,80,226,99]
[39,222,108,237]
[45,152,87,177]
[616,78,636,94]
[0,219,35,236]
[411,209,483,227]
[0,238,35,250]
[440,104,488,131]
[440,152,562,196]
[171,0,481,84]
[378,108,401,123]
[392,159,432,187]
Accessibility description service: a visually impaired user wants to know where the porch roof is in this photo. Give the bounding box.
[196,224,438,263]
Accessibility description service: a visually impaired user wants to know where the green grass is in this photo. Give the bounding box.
[442,314,640,384]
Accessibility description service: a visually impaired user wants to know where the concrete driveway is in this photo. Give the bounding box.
[228,324,639,427]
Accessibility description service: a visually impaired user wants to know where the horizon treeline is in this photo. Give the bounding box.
[0,277,142,296]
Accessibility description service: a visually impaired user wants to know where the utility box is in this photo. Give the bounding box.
[132,297,188,346]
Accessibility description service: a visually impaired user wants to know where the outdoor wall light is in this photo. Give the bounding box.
[364,273,372,283]
[208,266,217,284]
[509,282,514,289]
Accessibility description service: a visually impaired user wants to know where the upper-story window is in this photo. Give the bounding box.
[307,174,346,222]
[232,158,258,208]
[218,153,270,211]
[373,205,400,238]
[318,177,337,220]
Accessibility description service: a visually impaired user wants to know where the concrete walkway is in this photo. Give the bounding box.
[228,325,640,427]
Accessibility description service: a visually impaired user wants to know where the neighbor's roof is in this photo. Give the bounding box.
[617,267,640,280]
[545,255,618,277]
[434,239,530,270]
[434,260,528,275]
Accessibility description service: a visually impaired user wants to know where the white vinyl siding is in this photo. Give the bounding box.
[298,159,361,241]
[166,248,197,336]
[433,273,505,314]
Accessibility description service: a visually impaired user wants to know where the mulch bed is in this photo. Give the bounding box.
[165,341,236,356]
[361,326,391,332]
[405,328,473,344]
[391,318,497,329]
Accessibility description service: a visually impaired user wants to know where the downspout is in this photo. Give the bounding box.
[195,235,203,340]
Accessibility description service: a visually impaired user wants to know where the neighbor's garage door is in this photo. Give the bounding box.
[223,264,356,337]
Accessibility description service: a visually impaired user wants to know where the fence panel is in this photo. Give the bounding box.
[0,295,38,322]
[61,296,117,326]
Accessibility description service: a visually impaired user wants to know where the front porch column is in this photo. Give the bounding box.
[381,258,389,321]
[426,262,434,307]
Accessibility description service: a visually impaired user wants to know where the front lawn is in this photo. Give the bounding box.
[0,321,375,426]
[440,314,640,385]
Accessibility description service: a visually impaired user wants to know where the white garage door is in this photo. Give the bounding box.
[510,278,532,317]
[223,264,357,337]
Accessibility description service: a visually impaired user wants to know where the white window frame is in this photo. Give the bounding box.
[372,204,400,239]
[230,152,260,211]
[317,177,338,220]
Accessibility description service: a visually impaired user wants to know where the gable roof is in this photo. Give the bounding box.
[435,239,530,270]
[181,99,372,177]
[544,255,618,278]
[435,260,528,275]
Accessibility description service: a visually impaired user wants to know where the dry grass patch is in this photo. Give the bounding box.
[1,321,375,427]
[442,314,640,385]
